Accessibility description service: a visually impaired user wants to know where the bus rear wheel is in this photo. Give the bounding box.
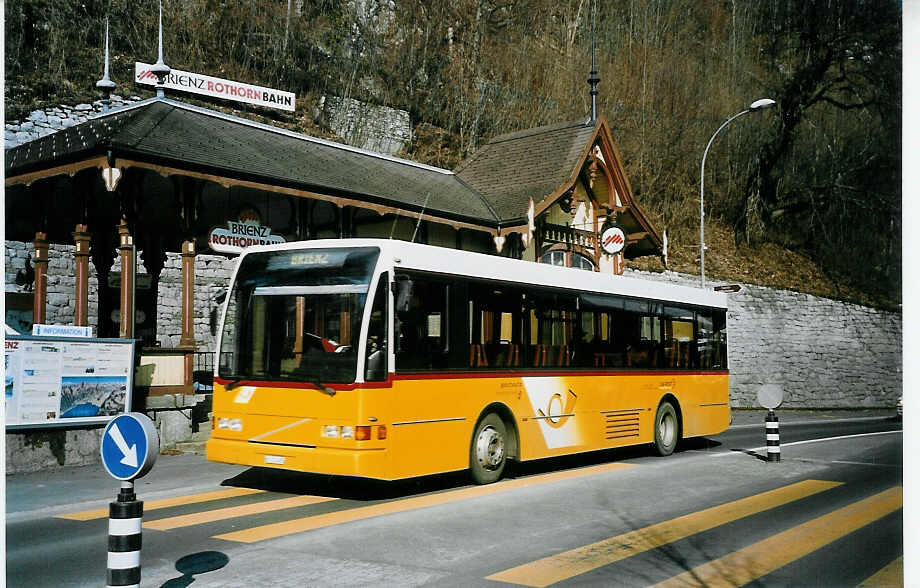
[470,413,507,484]
[654,402,679,456]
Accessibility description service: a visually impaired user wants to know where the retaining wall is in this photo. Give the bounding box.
[626,269,902,409]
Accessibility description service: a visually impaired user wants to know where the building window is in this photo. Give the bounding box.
[540,250,595,271]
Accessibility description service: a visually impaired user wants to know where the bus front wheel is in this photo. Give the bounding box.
[470,413,507,484]
[654,402,679,456]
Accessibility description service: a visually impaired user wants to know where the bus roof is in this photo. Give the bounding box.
[236,238,728,310]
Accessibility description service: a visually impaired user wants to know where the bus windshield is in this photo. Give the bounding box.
[218,247,380,385]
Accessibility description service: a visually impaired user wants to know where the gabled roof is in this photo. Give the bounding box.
[5,98,501,229]
[5,97,663,258]
[455,120,597,224]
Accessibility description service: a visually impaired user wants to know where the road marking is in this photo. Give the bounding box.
[714,430,902,457]
[144,495,338,530]
[857,556,903,588]
[650,486,902,588]
[789,458,901,468]
[485,479,841,587]
[729,416,894,430]
[214,462,635,543]
[56,488,264,521]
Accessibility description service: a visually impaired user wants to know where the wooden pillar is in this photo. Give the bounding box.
[73,224,91,326]
[294,297,305,359]
[613,252,625,275]
[180,240,197,386]
[118,219,135,338]
[180,240,197,348]
[32,232,50,326]
[592,203,601,271]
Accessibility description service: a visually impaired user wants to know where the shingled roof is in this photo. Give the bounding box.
[455,120,597,224]
[5,97,662,258]
[5,98,500,229]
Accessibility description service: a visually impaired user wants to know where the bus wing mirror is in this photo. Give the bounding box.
[210,289,227,335]
[394,277,414,313]
[365,349,386,381]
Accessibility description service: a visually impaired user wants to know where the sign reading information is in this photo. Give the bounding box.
[5,336,135,428]
[135,62,296,112]
[32,324,92,338]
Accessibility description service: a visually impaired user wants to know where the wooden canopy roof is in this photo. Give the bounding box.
[6,97,663,258]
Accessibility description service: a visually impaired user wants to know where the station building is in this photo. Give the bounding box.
[4,56,663,442]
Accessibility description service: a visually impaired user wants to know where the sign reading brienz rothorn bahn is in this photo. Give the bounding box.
[135,62,296,112]
[208,219,285,255]
[100,413,159,481]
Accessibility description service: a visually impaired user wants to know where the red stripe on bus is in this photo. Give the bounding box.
[214,369,727,390]
[392,370,728,380]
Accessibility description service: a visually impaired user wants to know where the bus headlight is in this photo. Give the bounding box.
[321,424,385,440]
[218,417,243,431]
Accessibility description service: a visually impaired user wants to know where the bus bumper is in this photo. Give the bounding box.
[206,438,391,479]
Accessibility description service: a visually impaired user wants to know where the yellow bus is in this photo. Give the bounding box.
[207,239,729,484]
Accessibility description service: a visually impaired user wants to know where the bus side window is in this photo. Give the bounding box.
[365,273,388,382]
[395,273,448,371]
[468,282,525,369]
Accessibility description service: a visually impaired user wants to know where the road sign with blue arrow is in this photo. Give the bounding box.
[100,413,159,481]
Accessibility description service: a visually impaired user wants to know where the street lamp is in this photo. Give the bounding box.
[699,98,776,288]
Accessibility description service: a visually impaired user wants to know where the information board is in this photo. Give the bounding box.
[4,335,135,429]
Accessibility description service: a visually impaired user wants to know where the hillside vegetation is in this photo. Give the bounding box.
[4,0,901,309]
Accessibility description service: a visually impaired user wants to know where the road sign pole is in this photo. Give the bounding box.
[107,481,143,588]
[100,412,159,588]
[765,409,781,462]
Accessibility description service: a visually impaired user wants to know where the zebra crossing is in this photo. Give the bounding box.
[54,466,903,587]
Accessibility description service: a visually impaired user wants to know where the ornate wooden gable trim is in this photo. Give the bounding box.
[497,116,663,259]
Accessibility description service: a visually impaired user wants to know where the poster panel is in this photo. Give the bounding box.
[4,336,135,429]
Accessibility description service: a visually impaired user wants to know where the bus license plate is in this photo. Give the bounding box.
[264,455,286,465]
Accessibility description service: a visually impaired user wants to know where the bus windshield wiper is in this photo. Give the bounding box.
[289,366,336,397]
[225,378,245,390]
[307,375,336,397]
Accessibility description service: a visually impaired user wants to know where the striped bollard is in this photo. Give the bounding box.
[107,482,143,588]
[765,409,781,462]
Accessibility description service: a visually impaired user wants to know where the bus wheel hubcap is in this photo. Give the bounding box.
[477,426,504,470]
[659,413,675,447]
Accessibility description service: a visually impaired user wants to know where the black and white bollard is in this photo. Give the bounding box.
[765,409,781,462]
[101,413,158,587]
[107,482,143,588]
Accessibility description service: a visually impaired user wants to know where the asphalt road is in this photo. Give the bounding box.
[6,413,904,587]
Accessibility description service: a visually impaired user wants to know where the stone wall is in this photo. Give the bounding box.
[5,95,142,149]
[626,269,902,408]
[155,252,236,351]
[5,242,236,474]
[5,428,105,474]
[5,240,236,350]
[314,95,412,155]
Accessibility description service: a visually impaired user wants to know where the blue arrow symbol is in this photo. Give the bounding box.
[108,422,139,468]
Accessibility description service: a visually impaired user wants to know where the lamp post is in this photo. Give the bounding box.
[699,98,775,288]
